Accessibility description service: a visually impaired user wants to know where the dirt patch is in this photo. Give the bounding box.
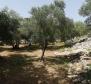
[0,45,57,57]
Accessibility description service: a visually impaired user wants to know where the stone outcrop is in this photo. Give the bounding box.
[55,36,91,83]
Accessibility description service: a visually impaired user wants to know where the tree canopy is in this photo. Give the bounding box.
[30,0,76,60]
[79,0,91,26]
[0,8,20,48]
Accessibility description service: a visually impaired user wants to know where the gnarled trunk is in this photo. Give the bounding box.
[40,40,48,61]
[12,40,19,49]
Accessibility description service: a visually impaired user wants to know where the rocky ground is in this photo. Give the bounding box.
[54,36,91,84]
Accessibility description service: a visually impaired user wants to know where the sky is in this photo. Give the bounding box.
[0,0,85,21]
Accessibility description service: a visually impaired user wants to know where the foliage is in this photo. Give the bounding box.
[30,0,76,60]
[79,0,91,27]
[19,18,33,42]
[0,7,20,48]
[74,21,87,36]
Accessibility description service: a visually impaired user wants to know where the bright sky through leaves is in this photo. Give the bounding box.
[0,0,85,21]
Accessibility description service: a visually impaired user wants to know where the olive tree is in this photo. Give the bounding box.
[30,0,75,61]
[79,0,91,28]
[74,21,87,36]
[0,8,20,49]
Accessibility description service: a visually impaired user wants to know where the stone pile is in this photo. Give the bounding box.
[55,36,91,83]
[72,37,91,50]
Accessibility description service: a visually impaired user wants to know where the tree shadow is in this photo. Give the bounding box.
[72,70,91,84]
[45,56,70,65]
[0,54,72,84]
[0,44,65,52]
[0,47,13,52]
[46,45,65,51]
[45,52,81,65]
[0,54,46,84]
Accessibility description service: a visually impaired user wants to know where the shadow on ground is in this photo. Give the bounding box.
[0,44,64,53]
[45,56,70,65]
[72,70,91,84]
[0,54,72,84]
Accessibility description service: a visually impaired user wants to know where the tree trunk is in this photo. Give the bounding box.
[12,40,19,49]
[28,42,31,47]
[40,40,48,61]
[41,47,46,61]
